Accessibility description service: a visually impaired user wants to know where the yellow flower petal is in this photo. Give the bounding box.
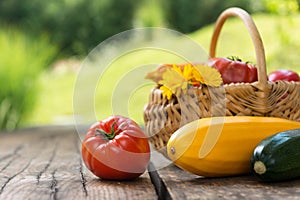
[191,67,205,83]
[160,85,173,100]
[159,68,188,91]
[155,63,222,100]
[172,64,182,74]
[182,64,194,81]
[194,64,222,87]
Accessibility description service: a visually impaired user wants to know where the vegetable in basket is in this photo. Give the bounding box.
[268,69,300,82]
[208,57,258,84]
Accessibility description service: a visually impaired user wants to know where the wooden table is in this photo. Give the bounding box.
[0,126,300,200]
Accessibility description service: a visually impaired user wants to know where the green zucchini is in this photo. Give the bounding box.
[250,129,300,182]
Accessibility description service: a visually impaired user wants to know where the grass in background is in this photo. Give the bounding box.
[24,13,300,127]
[23,67,76,126]
[0,28,57,130]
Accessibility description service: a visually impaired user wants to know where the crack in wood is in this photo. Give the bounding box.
[73,135,88,197]
[147,162,172,200]
[0,154,20,173]
[50,170,58,200]
[79,164,88,197]
[0,158,32,195]
[36,144,57,184]
[0,145,23,162]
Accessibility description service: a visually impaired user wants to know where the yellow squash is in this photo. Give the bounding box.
[167,116,300,177]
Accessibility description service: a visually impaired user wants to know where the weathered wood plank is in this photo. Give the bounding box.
[7,125,300,200]
[156,164,300,199]
[0,126,157,200]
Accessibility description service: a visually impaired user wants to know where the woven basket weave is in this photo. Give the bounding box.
[143,7,300,156]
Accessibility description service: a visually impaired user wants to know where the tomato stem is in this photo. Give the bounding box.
[95,121,118,140]
[227,56,244,62]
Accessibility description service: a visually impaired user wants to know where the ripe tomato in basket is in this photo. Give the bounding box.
[208,57,258,84]
[268,69,300,82]
[81,115,150,180]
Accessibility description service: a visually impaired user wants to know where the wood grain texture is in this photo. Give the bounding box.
[0,126,156,200]
[2,125,300,200]
[157,164,300,200]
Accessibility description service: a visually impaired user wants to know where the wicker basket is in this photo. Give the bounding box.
[143,7,300,156]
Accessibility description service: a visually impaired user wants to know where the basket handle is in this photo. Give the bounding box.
[209,7,267,85]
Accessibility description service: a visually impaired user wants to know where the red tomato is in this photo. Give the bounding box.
[268,69,300,82]
[81,116,150,180]
[208,57,258,84]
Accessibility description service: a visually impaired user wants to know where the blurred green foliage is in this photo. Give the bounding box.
[135,0,165,27]
[155,0,299,33]
[0,29,57,130]
[263,0,299,14]
[1,0,300,129]
[1,0,299,55]
[0,0,139,56]
[160,0,260,33]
